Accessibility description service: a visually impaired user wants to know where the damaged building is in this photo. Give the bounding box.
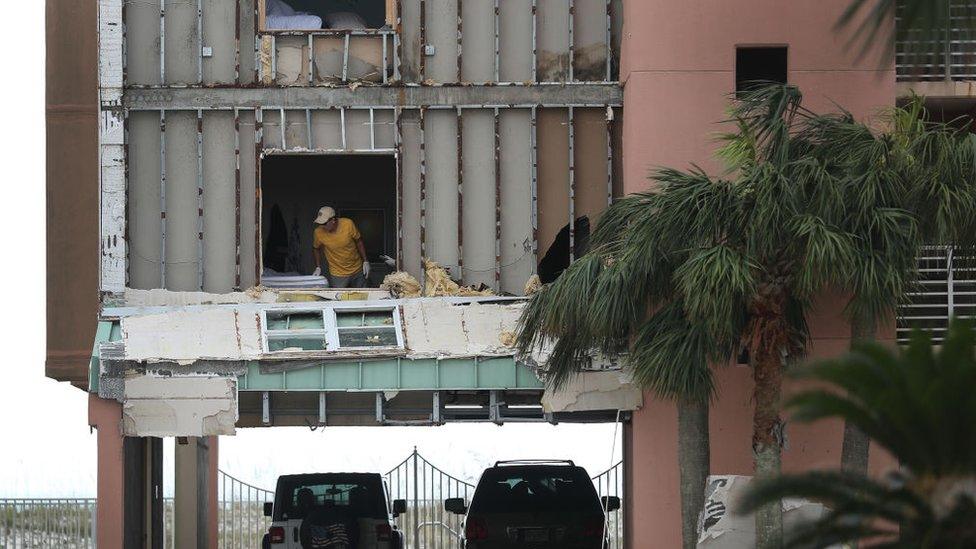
[47,0,973,546]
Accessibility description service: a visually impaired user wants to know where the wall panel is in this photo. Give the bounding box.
[311,110,344,150]
[424,0,459,83]
[574,108,609,225]
[126,0,161,86]
[424,109,459,273]
[400,111,423,281]
[164,111,201,290]
[574,0,609,81]
[536,0,570,82]
[461,0,495,83]
[499,0,534,83]
[202,0,237,84]
[400,0,422,83]
[164,0,199,85]
[239,110,258,287]
[202,111,237,292]
[127,111,163,289]
[536,108,569,258]
[499,109,535,293]
[460,110,497,289]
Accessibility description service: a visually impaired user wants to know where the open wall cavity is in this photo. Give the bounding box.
[120,0,622,87]
[121,106,618,295]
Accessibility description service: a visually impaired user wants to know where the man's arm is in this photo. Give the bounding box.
[356,238,367,263]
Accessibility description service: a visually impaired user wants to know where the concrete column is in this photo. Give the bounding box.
[89,394,125,548]
[175,436,219,549]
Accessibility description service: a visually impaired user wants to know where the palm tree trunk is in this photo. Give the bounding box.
[841,319,876,475]
[752,338,784,549]
[678,398,710,549]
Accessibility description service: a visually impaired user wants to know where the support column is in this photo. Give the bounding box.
[175,436,219,549]
[89,394,124,548]
[626,394,682,548]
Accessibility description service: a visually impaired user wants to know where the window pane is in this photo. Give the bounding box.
[266,311,324,331]
[268,336,327,352]
[337,327,398,347]
[335,310,395,328]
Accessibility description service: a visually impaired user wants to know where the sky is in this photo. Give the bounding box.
[0,3,620,498]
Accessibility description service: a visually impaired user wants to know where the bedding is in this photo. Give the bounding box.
[265,0,323,30]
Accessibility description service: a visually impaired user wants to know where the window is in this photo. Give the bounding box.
[261,305,403,353]
[261,154,397,289]
[261,0,394,31]
[735,46,788,95]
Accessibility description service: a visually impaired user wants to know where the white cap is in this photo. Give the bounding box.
[314,206,336,224]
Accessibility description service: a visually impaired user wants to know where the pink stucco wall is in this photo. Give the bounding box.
[89,394,124,548]
[620,1,896,546]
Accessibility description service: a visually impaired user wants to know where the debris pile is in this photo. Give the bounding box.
[380,259,496,298]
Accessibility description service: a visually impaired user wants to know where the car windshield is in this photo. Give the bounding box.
[469,466,602,514]
[274,474,387,520]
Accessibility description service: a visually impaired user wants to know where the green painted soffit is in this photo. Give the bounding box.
[90,322,544,393]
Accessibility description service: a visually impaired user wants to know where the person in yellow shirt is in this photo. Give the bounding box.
[311,206,370,288]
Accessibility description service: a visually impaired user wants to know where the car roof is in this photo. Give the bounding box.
[277,472,383,481]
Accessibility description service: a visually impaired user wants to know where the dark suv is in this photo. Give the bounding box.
[444,460,619,548]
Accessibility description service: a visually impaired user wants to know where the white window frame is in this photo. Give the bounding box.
[261,304,404,353]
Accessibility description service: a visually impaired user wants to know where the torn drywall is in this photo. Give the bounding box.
[401,300,523,358]
[121,373,238,436]
[122,308,263,363]
[541,370,642,413]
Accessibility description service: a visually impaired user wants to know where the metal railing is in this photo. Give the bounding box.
[592,461,625,549]
[0,498,96,548]
[898,246,976,343]
[217,470,275,549]
[896,0,976,81]
[386,448,474,549]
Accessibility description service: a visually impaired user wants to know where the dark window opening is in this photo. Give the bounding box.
[736,47,788,95]
[261,154,397,289]
[263,0,390,31]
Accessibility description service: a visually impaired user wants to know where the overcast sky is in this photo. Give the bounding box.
[0,4,620,499]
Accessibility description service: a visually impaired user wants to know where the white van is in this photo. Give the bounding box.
[262,472,406,549]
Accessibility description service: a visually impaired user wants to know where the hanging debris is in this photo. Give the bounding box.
[523,274,543,296]
[423,259,494,297]
[380,271,423,298]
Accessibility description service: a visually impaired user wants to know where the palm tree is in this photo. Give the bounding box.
[739,320,976,548]
[517,86,976,548]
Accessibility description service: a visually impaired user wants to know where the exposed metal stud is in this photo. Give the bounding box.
[395,107,404,269]
[457,0,463,82]
[606,106,613,206]
[369,108,376,150]
[342,33,351,83]
[270,35,277,83]
[254,108,264,284]
[159,0,166,84]
[489,390,501,424]
[234,0,241,85]
[318,392,327,425]
[375,392,385,424]
[530,106,539,262]
[605,0,613,82]
[419,0,427,81]
[419,107,427,259]
[234,108,242,289]
[568,0,575,82]
[196,109,205,290]
[531,0,538,83]
[456,107,464,277]
[160,110,167,288]
[568,106,576,261]
[262,391,270,424]
[308,34,315,85]
[493,107,501,289]
[306,108,313,149]
[279,108,286,150]
[493,0,500,83]
[393,1,402,81]
[197,0,203,84]
[340,107,347,149]
[382,33,389,84]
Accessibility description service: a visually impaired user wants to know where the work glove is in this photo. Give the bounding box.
[380,254,397,269]
[362,262,371,278]
[312,266,322,277]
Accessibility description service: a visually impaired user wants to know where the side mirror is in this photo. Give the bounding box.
[601,496,621,513]
[263,502,274,517]
[392,499,407,517]
[444,497,467,515]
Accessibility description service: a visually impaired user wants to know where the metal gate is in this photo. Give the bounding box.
[385,449,625,549]
[216,470,275,549]
[385,449,473,549]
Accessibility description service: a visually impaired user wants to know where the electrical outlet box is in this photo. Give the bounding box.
[423,44,436,56]
[202,46,214,58]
